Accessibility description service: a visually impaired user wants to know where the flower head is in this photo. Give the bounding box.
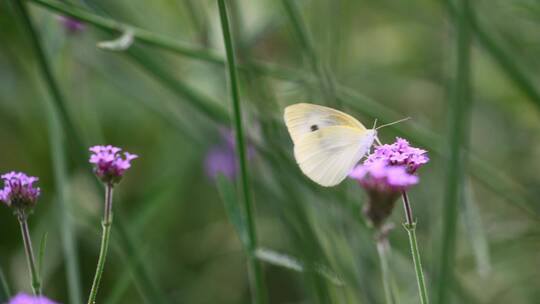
[57,15,86,33]
[365,137,429,173]
[350,160,418,193]
[204,128,255,181]
[89,145,138,185]
[8,293,58,304]
[0,172,41,211]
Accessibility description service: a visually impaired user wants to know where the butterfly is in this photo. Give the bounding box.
[284,103,379,187]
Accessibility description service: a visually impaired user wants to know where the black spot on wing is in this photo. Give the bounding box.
[310,124,319,132]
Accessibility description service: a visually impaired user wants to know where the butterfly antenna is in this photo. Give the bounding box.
[372,119,378,130]
[375,135,382,146]
[375,117,411,130]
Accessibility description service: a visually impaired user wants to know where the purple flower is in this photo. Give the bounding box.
[349,160,418,228]
[8,293,58,304]
[57,15,86,33]
[0,172,41,210]
[89,145,138,185]
[350,160,418,192]
[365,137,429,173]
[204,128,254,181]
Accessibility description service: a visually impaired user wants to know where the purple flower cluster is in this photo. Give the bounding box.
[349,137,429,228]
[350,160,418,192]
[8,293,58,304]
[89,145,138,185]
[364,137,429,173]
[0,172,41,210]
[57,15,86,33]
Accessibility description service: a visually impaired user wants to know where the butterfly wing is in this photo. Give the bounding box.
[284,103,367,144]
[293,126,376,187]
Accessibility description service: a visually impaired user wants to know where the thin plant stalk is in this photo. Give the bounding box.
[438,0,472,302]
[401,192,429,304]
[217,1,267,303]
[17,212,41,296]
[376,236,396,304]
[87,185,114,304]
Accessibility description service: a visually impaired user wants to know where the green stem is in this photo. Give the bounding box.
[376,237,396,304]
[402,192,429,304]
[87,185,114,304]
[217,1,266,303]
[438,0,472,302]
[17,212,41,296]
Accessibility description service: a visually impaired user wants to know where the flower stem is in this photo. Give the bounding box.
[401,192,429,304]
[87,184,114,304]
[17,212,41,296]
[217,1,266,303]
[376,236,396,304]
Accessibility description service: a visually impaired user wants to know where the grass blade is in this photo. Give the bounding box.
[443,0,540,112]
[217,1,266,303]
[216,174,249,248]
[0,268,10,302]
[437,0,473,302]
[11,1,83,302]
[255,248,344,286]
[37,232,48,278]
[281,0,337,103]
[462,179,491,277]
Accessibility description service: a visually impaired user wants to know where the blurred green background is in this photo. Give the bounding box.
[0,0,539,303]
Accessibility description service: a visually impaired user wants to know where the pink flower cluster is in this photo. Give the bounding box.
[350,160,419,192]
[0,172,41,210]
[364,137,429,173]
[349,137,429,227]
[8,293,58,304]
[89,145,138,185]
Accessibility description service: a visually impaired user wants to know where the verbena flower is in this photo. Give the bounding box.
[0,172,41,211]
[89,145,138,185]
[350,137,429,228]
[365,137,429,173]
[8,293,58,304]
[204,128,254,181]
[57,15,86,33]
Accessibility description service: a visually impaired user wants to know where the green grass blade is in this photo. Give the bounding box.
[437,0,473,302]
[37,232,48,279]
[255,248,344,286]
[462,179,491,277]
[30,0,224,64]
[443,0,540,112]
[0,268,10,302]
[216,174,249,248]
[217,1,266,303]
[11,1,83,302]
[125,46,229,123]
[113,215,165,304]
[281,0,337,103]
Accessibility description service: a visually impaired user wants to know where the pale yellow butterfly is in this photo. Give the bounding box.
[284,103,378,187]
